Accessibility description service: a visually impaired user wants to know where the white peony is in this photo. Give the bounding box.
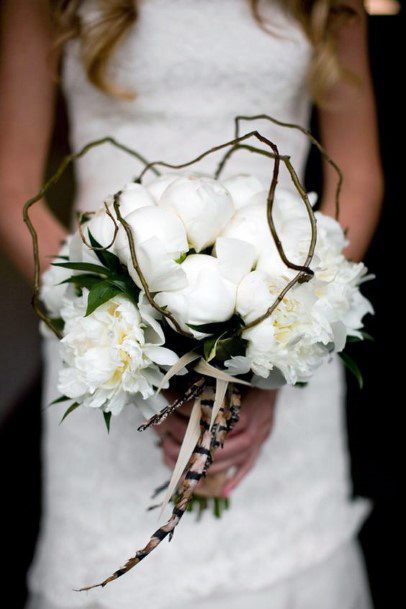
[214,236,256,285]
[229,252,372,386]
[40,238,72,318]
[230,271,334,385]
[115,182,155,216]
[222,174,267,210]
[159,175,234,252]
[115,205,189,292]
[58,292,179,416]
[155,254,237,336]
[312,261,373,340]
[69,183,155,264]
[222,188,317,275]
[221,202,271,258]
[147,173,179,202]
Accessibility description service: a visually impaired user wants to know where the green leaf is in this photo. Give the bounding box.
[203,333,226,362]
[346,336,361,343]
[203,334,248,363]
[294,382,308,388]
[175,252,187,264]
[60,273,101,289]
[88,231,123,274]
[103,411,112,433]
[50,395,70,406]
[60,402,80,423]
[187,315,243,336]
[216,336,247,361]
[52,261,112,275]
[85,280,121,316]
[339,352,364,389]
[346,331,374,344]
[187,321,225,335]
[79,212,93,224]
[49,317,64,333]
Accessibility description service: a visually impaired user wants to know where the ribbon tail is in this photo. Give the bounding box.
[156,351,200,393]
[194,359,251,386]
[159,398,202,519]
[210,379,228,430]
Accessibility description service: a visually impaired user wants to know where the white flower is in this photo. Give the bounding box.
[159,175,234,252]
[222,188,316,274]
[312,261,373,339]
[69,183,155,265]
[147,173,179,202]
[115,205,189,292]
[155,254,237,336]
[58,292,179,416]
[40,239,72,318]
[68,208,118,266]
[221,202,270,258]
[214,237,256,285]
[222,174,267,210]
[115,182,155,216]
[231,271,336,384]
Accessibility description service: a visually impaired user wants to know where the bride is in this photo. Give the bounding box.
[0,1,382,608]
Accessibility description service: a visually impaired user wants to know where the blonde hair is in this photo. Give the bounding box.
[53,0,357,104]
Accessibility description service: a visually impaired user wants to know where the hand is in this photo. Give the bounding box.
[154,387,277,497]
[218,387,277,496]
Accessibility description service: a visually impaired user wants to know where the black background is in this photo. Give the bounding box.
[1,5,404,608]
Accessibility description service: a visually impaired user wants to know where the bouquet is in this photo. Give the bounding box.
[24,115,373,590]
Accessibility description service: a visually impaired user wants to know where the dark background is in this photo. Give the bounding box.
[0,5,403,608]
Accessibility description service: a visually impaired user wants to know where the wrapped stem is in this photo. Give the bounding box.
[77,384,241,591]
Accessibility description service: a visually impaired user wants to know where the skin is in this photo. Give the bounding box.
[0,0,383,496]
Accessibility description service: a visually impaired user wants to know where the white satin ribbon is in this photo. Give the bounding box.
[157,354,251,517]
[159,397,202,518]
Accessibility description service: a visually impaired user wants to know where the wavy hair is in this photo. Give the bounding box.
[53,0,357,104]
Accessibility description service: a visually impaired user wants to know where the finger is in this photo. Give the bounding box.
[163,454,176,470]
[212,428,257,460]
[155,414,188,442]
[176,402,194,417]
[208,449,252,474]
[162,436,181,461]
[222,449,260,496]
[227,409,249,437]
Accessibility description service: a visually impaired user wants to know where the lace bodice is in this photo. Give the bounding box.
[64,0,313,212]
[28,2,369,608]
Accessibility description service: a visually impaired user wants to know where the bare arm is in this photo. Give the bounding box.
[0,0,66,281]
[319,0,383,261]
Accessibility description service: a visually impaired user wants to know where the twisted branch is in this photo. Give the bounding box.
[113,193,193,337]
[77,385,241,591]
[233,114,343,220]
[77,202,119,252]
[137,377,206,431]
[23,137,159,337]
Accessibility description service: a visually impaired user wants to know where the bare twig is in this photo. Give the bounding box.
[234,114,343,220]
[76,202,119,253]
[113,193,193,337]
[23,137,159,336]
[137,377,206,431]
[77,385,241,591]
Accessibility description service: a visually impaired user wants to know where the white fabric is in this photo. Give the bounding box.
[27,540,372,609]
[28,1,370,608]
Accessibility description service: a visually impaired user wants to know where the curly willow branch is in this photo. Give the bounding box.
[24,116,341,342]
[77,202,120,253]
[135,126,315,279]
[112,193,192,337]
[23,137,160,337]
[233,114,343,220]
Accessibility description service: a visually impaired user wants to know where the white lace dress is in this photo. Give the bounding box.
[27,2,370,608]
